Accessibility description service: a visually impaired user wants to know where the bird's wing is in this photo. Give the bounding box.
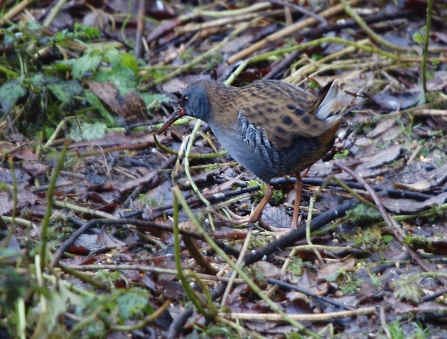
[235,80,341,149]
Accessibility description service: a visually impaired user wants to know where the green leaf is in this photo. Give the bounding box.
[4,32,16,47]
[96,270,121,283]
[116,288,152,320]
[287,258,303,276]
[93,65,137,95]
[412,26,426,44]
[45,126,55,140]
[307,81,319,90]
[54,29,74,43]
[84,92,115,125]
[388,320,405,339]
[27,281,77,338]
[346,204,381,222]
[29,73,46,86]
[412,31,423,44]
[120,53,139,74]
[27,20,41,31]
[72,49,103,79]
[247,179,261,188]
[417,92,426,106]
[54,58,75,70]
[0,79,27,114]
[334,149,350,159]
[47,79,83,105]
[74,23,101,40]
[104,47,121,66]
[271,189,284,203]
[140,93,173,108]
[69,121,107,142]
[0,267,28,306]
[394,283,424,305]
[381,235,394,244]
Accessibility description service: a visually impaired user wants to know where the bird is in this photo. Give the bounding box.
[157,79,344,228]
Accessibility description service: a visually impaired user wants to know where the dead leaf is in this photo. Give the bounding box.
[361,145,402,170]
[0,182,41,216]
[97,227,125,250]
[116,170,158,194]
[87,81,146,120]
[318,257,355,281]
[147,18,181,43]
[382,192,447,214]
[370,92,420,110]
[253,261,283,279]
[261,204,291,229]
[393,162,447,192]
[367,119,397,138]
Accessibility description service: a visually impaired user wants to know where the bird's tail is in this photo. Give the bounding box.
[314,80,343,121]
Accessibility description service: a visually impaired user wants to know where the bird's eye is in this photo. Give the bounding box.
[184,96,189,104]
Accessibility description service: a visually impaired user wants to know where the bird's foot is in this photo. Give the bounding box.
[209,207,260,225]
[210,206,303,232]
[290,214,303,229]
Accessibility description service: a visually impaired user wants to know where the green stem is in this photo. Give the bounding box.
[184,121,210,207]
[0,65,19,77]
[152,19,256,84]
[407,271,447,284]
[340,0,412,53]
[225,59,249,85]
[422,0,433,96]
[252,37,399,63]
[172,189,210,318]
[1,160,17,248]
[40,144,68,271]
[184,270,217,316]
[198,2,270,18]
[173,187,322,338]
[154,133,227,159]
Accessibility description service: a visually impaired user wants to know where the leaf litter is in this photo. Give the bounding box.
[1,1,447,338]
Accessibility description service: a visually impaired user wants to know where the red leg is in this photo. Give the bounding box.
[291,174,303,229]
[211,182,272,225]
[302,167,311,178]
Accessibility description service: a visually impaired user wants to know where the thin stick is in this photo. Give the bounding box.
[340,0,413,53]
[0,0,34,26]
[334,162,447,286]
[227,0,361,64]
[221,229,252,306]
[219,306,377,321]
[154,19,256,84]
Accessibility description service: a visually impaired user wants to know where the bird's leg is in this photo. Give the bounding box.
[210,182,272,225]
[291,174,303,229]
[301,167,311,178]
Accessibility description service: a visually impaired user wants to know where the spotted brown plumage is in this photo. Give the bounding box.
[158,79,344,229]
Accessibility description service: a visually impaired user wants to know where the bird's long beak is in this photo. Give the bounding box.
[157,107,185,134]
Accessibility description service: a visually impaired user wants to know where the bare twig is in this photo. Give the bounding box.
[221,229,252,306]
[334,162,447,286]
[227,0,361,64]
[42,0,68,27]
[0,0,34,26]
[269,0,328,24]
[340,0,413,53]
[176,9,284,34]
[134,0,146,59]
[220,306,377,321]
